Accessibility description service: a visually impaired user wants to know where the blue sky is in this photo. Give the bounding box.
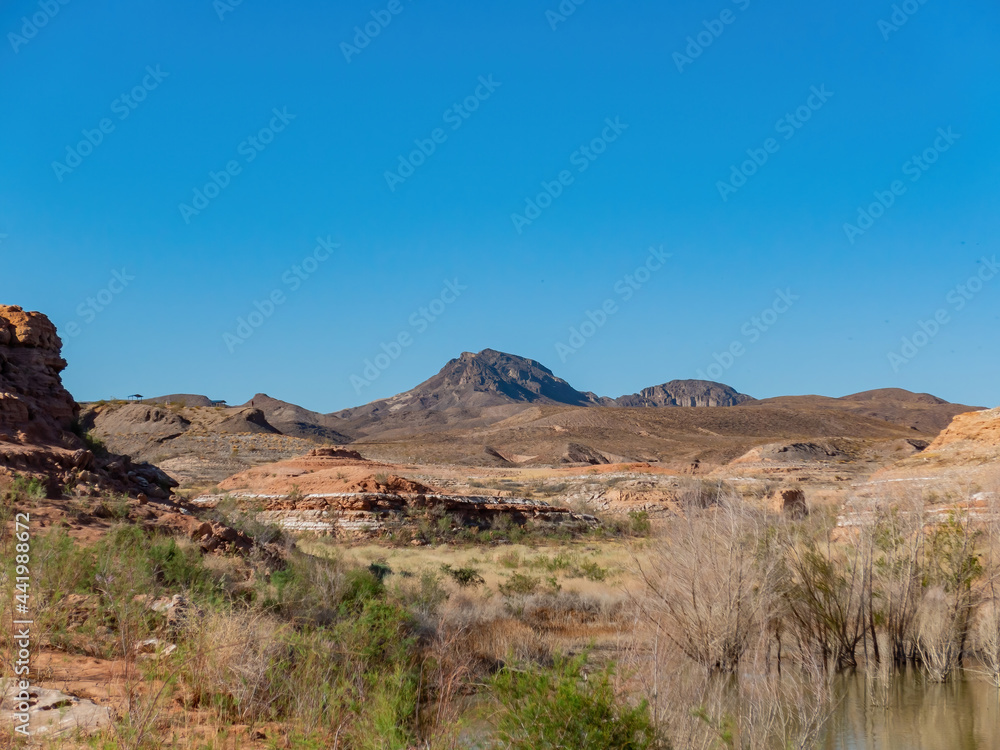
[1,0,997,411]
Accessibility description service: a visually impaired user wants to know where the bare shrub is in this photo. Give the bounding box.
[439,593,550,666]
[633,497,782,673]
[973,598,1000,686]
[916,587,962,681]
[725,658,834,750]
[864,632,894,708]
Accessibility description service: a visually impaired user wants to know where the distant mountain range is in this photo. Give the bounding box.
[328,349,753,434]
[86,347,984,473]
[127,348,979,447]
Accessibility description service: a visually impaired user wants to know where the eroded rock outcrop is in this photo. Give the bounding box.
[0,305,176,498]
[925,406,1000,455]
[615,380,755,408]
[0,305,77,443]
[202,447,596,537]
[869,406,1000,492]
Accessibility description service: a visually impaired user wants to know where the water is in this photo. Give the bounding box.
[825,669,1000,749]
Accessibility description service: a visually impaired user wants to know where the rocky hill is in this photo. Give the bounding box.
[926,405,1000,454]
[79,401,321,487]
[335,349,599,423]
[236,393,352,442]
[756,388,978,434]
[615,380,754,408]
[874,406,1000,482]
[347,400,935,471]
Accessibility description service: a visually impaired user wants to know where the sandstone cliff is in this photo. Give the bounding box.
[0,305,175,497]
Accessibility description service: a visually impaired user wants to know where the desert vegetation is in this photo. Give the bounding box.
[4,475,1000,748]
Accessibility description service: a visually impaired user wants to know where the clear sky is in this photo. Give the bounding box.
[1,0,997,411]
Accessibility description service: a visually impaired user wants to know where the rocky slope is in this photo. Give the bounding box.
[0,305,175,497]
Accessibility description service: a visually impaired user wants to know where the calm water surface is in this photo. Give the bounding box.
[825,669,1000,749]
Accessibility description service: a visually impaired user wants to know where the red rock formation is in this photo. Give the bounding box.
[0,305,176,498]
[0,305,78,443]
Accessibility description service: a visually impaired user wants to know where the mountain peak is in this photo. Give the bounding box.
[330,348,758,437]
[435,349,594,406]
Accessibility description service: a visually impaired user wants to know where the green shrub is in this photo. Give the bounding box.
[10,474,46,501]
[491,653,661,750]
[148,538,215,595]
[602,510,653,539]
[627,510,652,536]
[579,560,610,582]
[441,564,485,588]
[340,568,386,613]
[396,571,449,618]
[368,560,393,581]
[499,573,541,597]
